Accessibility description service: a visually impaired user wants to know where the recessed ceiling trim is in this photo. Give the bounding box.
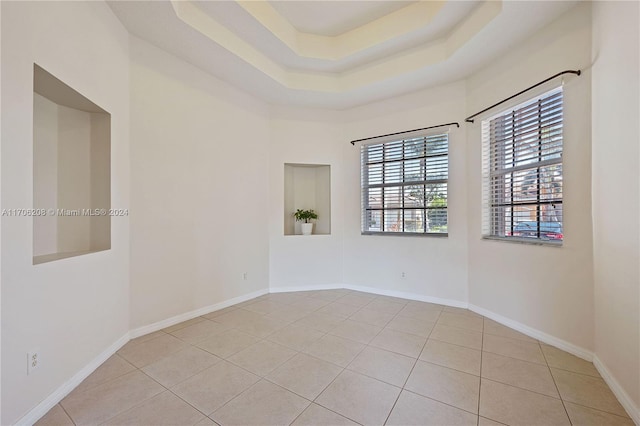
[236,0,446,61]
[171,0,501,93]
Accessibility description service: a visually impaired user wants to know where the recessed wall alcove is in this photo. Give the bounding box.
[284,163,331,235]
[33,64,111,264]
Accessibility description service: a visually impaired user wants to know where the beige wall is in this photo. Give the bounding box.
[128,37,271,329]
[592,0,640,412]
[342,82,469,302]
[1,1,130,424]
[33,93,59,256]
[33,94,111,258]
[465,2,595,351]
[269,109,345,289]
[3,1,639,424]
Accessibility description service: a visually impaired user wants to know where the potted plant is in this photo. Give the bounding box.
[294,209,318,235]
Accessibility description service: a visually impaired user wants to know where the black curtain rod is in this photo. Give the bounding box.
[464,69,581,124]
[350,122,459,145]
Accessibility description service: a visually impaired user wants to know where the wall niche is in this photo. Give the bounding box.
[284,163,331,236]
[33,64,111,264]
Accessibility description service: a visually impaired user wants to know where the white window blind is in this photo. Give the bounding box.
[482,87,563,243]
[361,134,448,235]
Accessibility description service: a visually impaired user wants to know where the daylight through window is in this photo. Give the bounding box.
[482,87,564,243]
[361,133,448,235]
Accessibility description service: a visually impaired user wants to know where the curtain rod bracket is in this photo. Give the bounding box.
[350,122,459,145]
[464,69,581,124]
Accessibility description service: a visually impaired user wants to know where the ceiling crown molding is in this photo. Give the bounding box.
[170,0,501,93]
[236,1,446,61]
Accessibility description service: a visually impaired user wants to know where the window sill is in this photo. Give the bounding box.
[481,236,562,247]
[362,232,448,238]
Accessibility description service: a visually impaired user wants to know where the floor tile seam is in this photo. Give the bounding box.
[478,415,509,425]
[224,349,300,379]
[261,374,338,406]
[168,327,235,346]
[400,387,482,419]
[547,364,606,381]
[366,341,421,360]
[383,323,434,339]
[425,336,483,353]
[482,330,538,343]
[478,370,560,399]
[440,310,486,321]
[67,362,137,397]
[481,376,570,403]
[559,400,634,420]
[125,330,168,347]
[341,364,406,390]
[57,402,78,426]
[309,400,365,426]
[477,327,484,426]
[62,365,151,405]
[298,347,351,370]
[345,312,394,328]
[145,349,224,390]
[435,319,484,334]
[128,369,213,422]
[382,319,436,425]
[480,347,558,368]
[162,317,207,334]
[206,375,266,420]
[421,334,481,352]
[341,308,399,348]
[480,348,547,366]
[416,358,481,378]
[86,371,166,426]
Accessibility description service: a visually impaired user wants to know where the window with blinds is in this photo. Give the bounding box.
[361,134,448,235]
[482,87,563,243]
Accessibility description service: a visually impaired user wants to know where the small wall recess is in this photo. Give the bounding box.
[32,64,111,264]
[284,163,331,236]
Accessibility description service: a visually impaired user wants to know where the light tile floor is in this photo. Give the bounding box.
[36,290,634,426]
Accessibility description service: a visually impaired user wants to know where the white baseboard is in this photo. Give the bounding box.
[270,282,469,309]
[470,304,639,424]
[21,285,639,426]
[468,303,593,361]
[129,288,269,339]
[593,355,640,425]
[16,332,130,426]
[345,284,469,309]
[269,283,343,293]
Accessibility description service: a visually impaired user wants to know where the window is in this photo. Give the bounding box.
[361,133,448,235]
[482,87,563,244]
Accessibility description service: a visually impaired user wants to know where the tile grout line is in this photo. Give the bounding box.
[382,307,444,425]
[540,340,574,425]
[477,317,485,426]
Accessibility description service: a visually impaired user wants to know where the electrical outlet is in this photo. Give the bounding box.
[242,272,248,281]
[401,271,406,278]
[27,349,40,375]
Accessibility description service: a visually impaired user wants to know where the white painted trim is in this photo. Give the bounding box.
[129,288,269,339]
[270,283,469,308]
[269,284,343,293]
[345,284,469,309]
[16,332,130,426]
[468,303,593,361]
[593,355,640,425]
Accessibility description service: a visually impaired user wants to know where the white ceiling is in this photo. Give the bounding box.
[269,1,416,36]
[108,0,579,109]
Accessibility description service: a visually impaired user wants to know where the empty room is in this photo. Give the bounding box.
[1,1,639,425]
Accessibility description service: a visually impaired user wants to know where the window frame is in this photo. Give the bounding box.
[360,132,449,237]
[481,86,564,246]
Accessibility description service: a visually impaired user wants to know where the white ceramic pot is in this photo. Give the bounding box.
[301,223,313,235]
